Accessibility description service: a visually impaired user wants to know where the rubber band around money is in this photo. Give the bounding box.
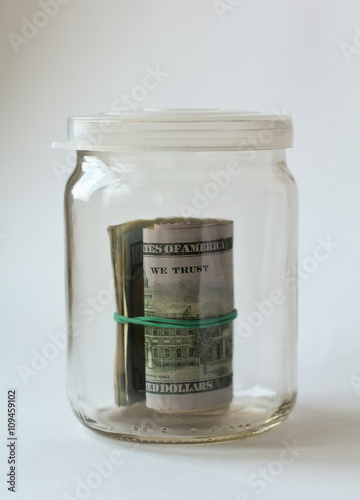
[114,309,237,329]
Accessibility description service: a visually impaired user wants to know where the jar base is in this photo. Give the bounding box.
[74,393,297,444]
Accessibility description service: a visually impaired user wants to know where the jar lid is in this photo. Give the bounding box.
[53,109,293,152]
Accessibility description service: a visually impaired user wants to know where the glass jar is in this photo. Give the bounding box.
[57,110,298,444]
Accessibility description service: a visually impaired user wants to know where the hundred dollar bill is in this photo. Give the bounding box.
[143,220,234,413]
[108,220,148,406]
[108,217,208,405]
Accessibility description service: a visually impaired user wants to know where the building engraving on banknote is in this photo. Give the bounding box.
[143,220,234,413]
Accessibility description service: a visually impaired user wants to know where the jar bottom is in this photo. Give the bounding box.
[73,393,296,444]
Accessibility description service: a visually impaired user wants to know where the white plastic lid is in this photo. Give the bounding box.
[52,109,293,152]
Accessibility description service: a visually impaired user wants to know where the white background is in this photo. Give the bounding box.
[1,0,359,499]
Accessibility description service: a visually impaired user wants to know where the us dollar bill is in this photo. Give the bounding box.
[108,220,148,406]
[108,218,207,406]
[143,220,234,413]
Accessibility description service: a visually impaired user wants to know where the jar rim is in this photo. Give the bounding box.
[53,109,294,152]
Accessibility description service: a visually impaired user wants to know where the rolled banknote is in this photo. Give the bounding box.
[108,221,148,405]
[108,217,208,405]
[143,220,234,413]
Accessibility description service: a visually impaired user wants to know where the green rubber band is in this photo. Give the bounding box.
[113,309,237,329]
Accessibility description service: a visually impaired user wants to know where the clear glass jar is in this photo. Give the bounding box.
[58,110,298,443]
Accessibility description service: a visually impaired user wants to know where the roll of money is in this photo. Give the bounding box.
[108,217,207,406]
[143,220,234,413]
[108,221,148,405]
